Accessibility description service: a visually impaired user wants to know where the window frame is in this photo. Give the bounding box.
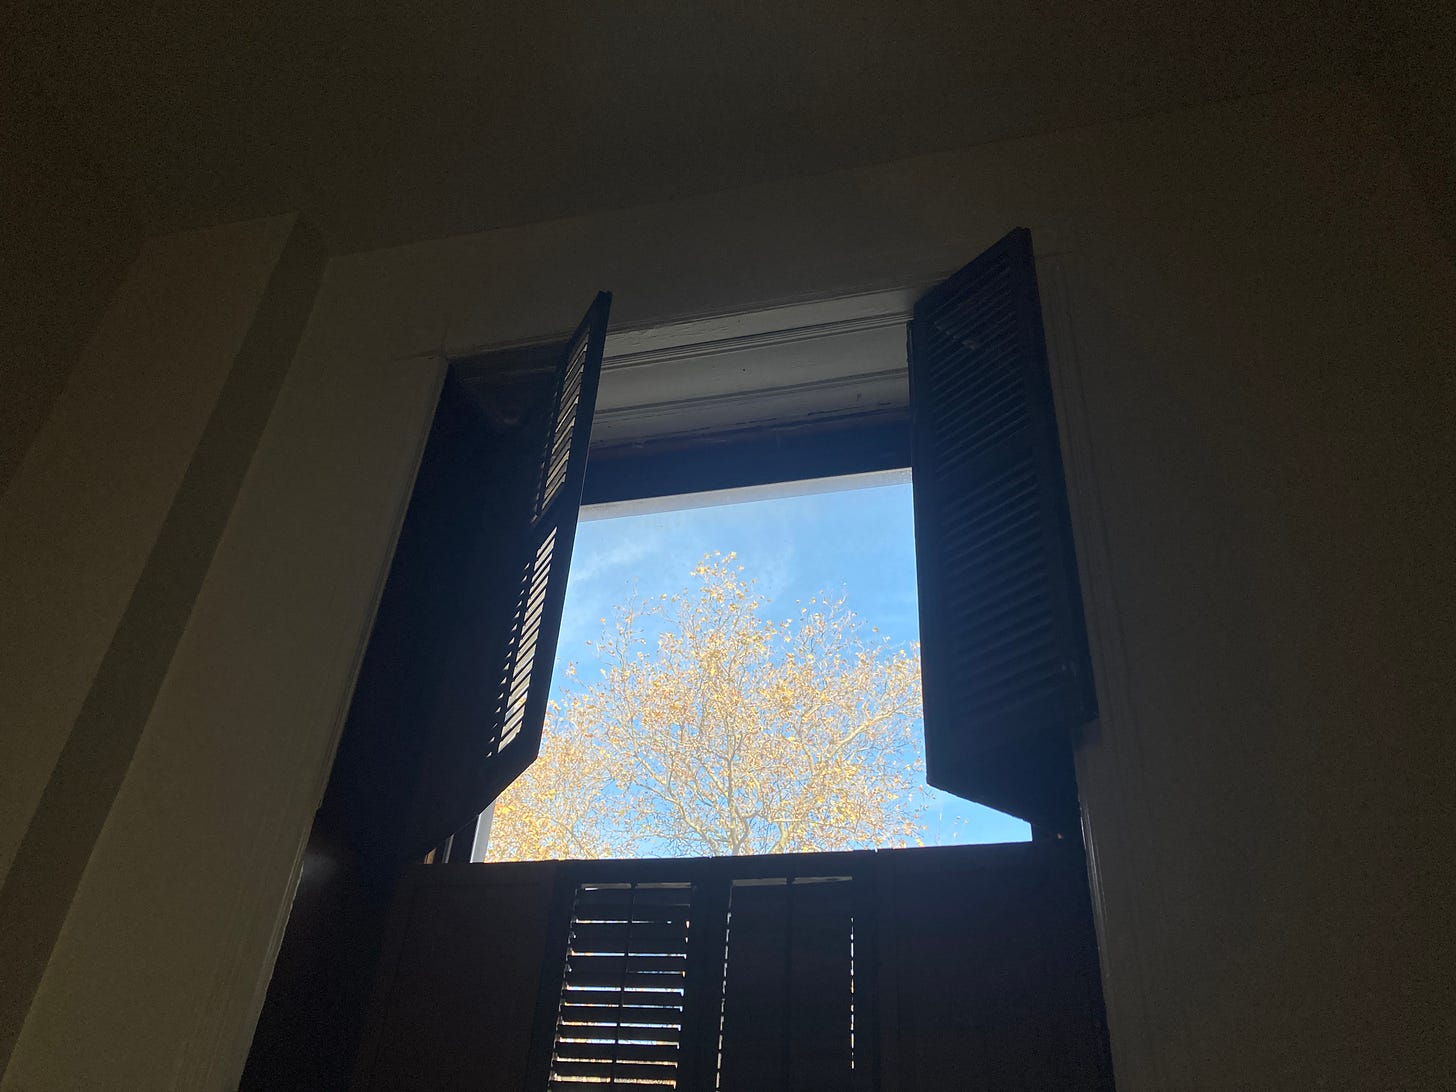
[579,406,911,509]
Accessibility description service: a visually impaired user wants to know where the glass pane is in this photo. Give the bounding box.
[482,474,1031,861]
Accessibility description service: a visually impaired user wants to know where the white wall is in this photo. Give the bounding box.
[5,83,1453,1089]
[1056,96,1456,1084]
[0,216,305,888]
[0,213,323,1079]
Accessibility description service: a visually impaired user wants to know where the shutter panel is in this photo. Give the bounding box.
[398,292,608,861]
[247,296,609,1085]
[908,229,1095,831]
[717,878,860,1091]
[489,305,601,768]
[410,292,612,857]
[480,292,610,804]
[547,882,694,1089]
[875,843,1114,1089]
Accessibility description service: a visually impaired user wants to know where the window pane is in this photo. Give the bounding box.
[482,476,1031,861]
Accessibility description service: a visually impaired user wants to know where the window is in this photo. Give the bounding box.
[480,476,1033,862]
[314,228,1093,867]
[443,227,1095,859]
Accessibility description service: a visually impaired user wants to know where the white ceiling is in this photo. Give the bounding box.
[2,0,1418,485]
[8,0,1371,255]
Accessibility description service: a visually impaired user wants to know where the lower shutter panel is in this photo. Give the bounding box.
[717,878,857,1092]
[549,883,694,1089]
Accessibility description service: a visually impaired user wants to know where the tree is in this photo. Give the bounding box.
[484,553,928,861]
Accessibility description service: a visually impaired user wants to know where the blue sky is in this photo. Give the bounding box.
[542,474,1031,849]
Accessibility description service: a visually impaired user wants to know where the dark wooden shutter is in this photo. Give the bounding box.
[546,882,695,1088]
[243,295,609,1090]
[355,862,561,1092]
[717,877,863,1092]
[410,292,612,858]
[909,229,1095,831]
[875,843,1113,1090]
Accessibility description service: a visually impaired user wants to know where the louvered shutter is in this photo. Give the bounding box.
[407,292,612,859]
[908,229,1095,831]
[250,300,609,1086]
[547,883,695,1089]
[716,877,862,1091]
[485,299,608,785]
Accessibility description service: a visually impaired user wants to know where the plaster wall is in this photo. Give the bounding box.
[0,215,307,886]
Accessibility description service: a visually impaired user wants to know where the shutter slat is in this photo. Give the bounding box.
[574,886,694,907]
[562,978,687,995]
[566,955,689,975]
[550,1059,678,1081]
[553,1042,681,1065]
[909,229,1096,830]
[562,1013,687,1036]
[573,909,692,925]
[569,923,690,951]
[561,988,687,1011]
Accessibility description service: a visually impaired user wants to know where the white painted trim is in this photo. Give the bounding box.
[443,285,930,363]
[601,287,918,365]
[193,350,450,1091]
[451,235,1065,362]
[581,467,912,522]
[592,369,907,439]
[596,223,1064,368]
[297,349,451,803]
[1037,231,1178,1091]
[442,232,1073,450]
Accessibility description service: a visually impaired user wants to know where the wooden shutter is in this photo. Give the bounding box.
[409,292,612,858]
[908,229,1095,831]
[244,296,610,1088]
[876,843,1113,1090]
[355,862,561,1092]
[716,877,864,1092]
[546,882,695,1089]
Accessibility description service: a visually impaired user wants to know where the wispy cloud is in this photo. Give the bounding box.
[568,534,658,586]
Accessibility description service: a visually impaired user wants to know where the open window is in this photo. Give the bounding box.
[312,231,1093,870]
[480,464,1039,862]
[467,229,1094,862]
[247,229,1103,1089]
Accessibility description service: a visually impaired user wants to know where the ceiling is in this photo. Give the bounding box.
[7,0,1375,255]
[4,0,1443,487]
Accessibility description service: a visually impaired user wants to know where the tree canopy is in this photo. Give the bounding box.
[484,553,928,861]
